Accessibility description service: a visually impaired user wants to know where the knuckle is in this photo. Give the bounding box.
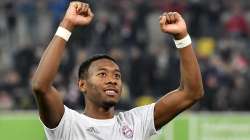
[70,2,75,6]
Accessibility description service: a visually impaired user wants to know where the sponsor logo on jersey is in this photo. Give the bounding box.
[86,127,100,134]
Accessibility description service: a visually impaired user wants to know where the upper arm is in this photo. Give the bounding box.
[153,89,197,130]
[33,86,64,129]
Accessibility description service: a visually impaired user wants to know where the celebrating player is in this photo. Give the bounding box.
[32,1,204,140]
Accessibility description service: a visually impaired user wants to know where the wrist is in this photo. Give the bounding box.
[60,19,75,32]
[173,34,192,49]
[55,26,72,42]
[174,31,188,40]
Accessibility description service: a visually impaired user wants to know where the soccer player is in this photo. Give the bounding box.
[32,1,204,140]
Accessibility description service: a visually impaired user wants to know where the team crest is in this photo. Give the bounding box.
[121,125,133,138]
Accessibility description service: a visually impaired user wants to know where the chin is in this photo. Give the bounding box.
[102,100,118,108]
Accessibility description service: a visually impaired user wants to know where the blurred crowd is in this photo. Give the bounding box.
[0,0,250,111]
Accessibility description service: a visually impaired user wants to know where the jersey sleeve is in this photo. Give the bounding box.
[128,103,157,139]
[41,106,74,140]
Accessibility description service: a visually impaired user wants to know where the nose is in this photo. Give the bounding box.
[105,75,117,85]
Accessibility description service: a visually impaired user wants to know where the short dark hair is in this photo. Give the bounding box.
[78,54,118,80]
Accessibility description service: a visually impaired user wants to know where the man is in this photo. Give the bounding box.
[32,1,204,140]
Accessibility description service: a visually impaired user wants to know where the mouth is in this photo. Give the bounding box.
[103,89,119,96]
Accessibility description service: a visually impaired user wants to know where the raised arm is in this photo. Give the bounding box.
[154,12,204,130]
[31,2,94,128]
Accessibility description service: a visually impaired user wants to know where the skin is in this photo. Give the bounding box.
[79,59,122,119]
[32,1,204,131]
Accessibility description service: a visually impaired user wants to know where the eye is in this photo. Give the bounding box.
[114,73,121,79]
[97,72,106,77]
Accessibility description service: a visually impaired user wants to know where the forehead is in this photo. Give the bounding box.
[88,58,120,73]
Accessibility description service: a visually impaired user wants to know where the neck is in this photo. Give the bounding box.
[83,101,115,119]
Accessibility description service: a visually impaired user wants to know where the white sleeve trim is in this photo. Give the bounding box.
[150,103,158,135]
[40,105,69,131]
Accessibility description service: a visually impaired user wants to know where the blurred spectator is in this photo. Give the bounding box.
[200,63,219,110]
[152,0,187,13]
[203,0,224,37]
[133,0,151,50]
[196,37,216,59]
[230,75,249,110]
[152,43,180,97]
[188,0,204,37]
[48,0,69,32]
[94,12,113,51]
[13,45,36,86]
[129,47,155,98]
[4,1,17,48]
[0,90,13,110]
[223,3,249,38]
[18,0,38,44]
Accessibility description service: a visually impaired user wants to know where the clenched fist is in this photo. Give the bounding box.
[60,1,94,31]
[159,12,188,40]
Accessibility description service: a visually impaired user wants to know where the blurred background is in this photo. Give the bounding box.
[0,0,250,140]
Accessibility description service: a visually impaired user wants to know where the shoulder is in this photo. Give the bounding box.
[43,106,79,129]
[125,103,155,116]
[117,103,155,121]
[64,106,82,117]
[116,103,157,138]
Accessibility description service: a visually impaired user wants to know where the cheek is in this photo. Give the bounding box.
[84,78,106,101]
[87,79,103,94]
[88,83,100,93]
[86,83,103,101]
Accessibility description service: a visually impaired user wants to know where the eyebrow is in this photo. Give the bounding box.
[97,68,121,73]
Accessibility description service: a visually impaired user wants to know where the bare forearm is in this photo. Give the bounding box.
[178,45,204,99]
[154,12,204,130]
[31,2,94,129]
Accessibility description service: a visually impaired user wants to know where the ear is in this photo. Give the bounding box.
[78,79,87,93]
